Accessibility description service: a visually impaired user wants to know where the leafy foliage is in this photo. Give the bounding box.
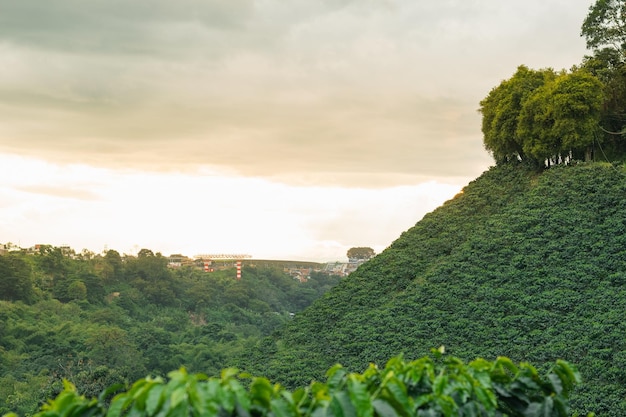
[347,247,376,261]
[480,67,604,166]
[0,254,35,303]
[241,163,626,416]
[581,0,626,61]
[479,65,554,164]
[0,251,341,416]
[5,353,584,417]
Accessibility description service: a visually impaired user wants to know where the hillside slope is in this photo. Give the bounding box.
[241,163,626,416]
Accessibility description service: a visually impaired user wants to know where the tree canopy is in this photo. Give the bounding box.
[580,2,626,158]
[480,67,604,166]
[346,247,376,261]
[479,66,554,164]
[0,254,34,303]
[581,0,626,61]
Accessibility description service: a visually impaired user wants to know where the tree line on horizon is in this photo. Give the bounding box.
[0,246,342,415]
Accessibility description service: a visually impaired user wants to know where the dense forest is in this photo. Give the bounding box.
[0,249,340,415]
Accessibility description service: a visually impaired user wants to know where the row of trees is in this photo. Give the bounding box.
[480,0,626,167]
[480,67,604,166]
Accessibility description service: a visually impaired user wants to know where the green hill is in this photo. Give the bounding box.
[240,162,626,416]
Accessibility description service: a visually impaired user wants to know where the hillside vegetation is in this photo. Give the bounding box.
[241,162,626,417]
[0,251,340,416]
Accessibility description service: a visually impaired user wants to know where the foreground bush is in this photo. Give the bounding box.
[5,351,587,417]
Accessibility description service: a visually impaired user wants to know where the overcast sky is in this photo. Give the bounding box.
[0,0,594,261]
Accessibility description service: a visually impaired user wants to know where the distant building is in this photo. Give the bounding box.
[346,258,367,274]
[285,267,312,282]
[324,262,349,277]
[167,253,192,268]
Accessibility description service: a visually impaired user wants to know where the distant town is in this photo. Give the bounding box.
[0,242,372,280]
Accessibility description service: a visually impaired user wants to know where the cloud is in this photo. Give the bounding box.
[0,0,591,187]
[0,0,595,259]
[0,0,257,54]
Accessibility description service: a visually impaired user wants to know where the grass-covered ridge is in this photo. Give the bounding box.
[241,162,626,416]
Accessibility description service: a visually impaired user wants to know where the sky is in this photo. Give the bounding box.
[0,0,594,261]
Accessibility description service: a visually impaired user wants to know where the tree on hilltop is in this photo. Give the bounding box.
[480,67,604,167]
[519,70,604,163]
[347,247,375,261]
[479,65,554,164]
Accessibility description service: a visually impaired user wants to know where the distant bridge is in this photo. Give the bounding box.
[194,254,252,280]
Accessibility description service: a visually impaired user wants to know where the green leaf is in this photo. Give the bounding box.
[553,360,580,396]
[459,401,480,417]
[524,397,554,417]
[434,395,456,417]
[516,376,540,392]
[552,396,570,417]
[547,374,563,396]
[414,394,433,410]
[347,375,373,417]
[472,385,496,411]
[167,368,188,382]
[107,394,132,417]
[221,368,239,381]
[133,381,159,411]
[382,380,412,417]
[145,384,165,416]
[226,378,251,411]
[271,397,294,417]
[329,392,356,417]
[249,377,274,409]
[326,365,347,390]
[372,399,399,417]
[493,357,519,377]
[290,387,307,407]
[98,383,126,404]
[432,373,448,396]
[170,387,187,409]
[164,400,187,417]
[235,403,251,417]
[468,359,491,373]
[311,405,330,417]
[312,382,330,402]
